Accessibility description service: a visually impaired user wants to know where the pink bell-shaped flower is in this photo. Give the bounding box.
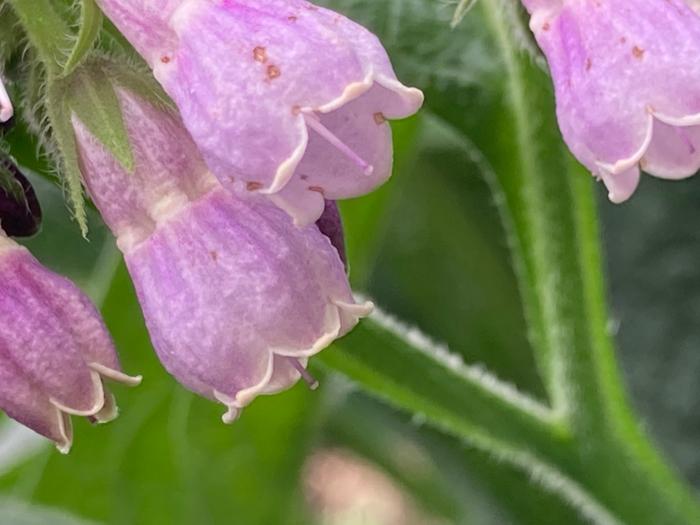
[95,0,423,226]
[0,231,141,453]
[73,83,372,421]
[523,0,700,202]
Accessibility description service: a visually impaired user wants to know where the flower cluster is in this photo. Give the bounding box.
[522,0,700,201]
[96,0,424,226]
[0,2,421,447]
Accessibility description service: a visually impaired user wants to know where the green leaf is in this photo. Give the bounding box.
[322,0,700,522]
[61,0,103,77]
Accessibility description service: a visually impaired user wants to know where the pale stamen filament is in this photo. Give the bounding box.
[303,113,374,176]
[286,357,319,390]
[675,126,696,155]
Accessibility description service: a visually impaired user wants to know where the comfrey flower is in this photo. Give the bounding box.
[523,0,700,202]
[72,82,372,421]
[0,231,140,453]
[95,0,424,226]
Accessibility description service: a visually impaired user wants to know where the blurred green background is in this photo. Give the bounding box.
[1,1,699,524]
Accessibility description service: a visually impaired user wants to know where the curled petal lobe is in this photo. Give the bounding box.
[0,234,139,452]
[96,0,423,224]
[525,0,700,200]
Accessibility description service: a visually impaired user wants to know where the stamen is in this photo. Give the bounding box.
[286,357,319,390]
[675,126,696,155]
[0,77,13,123]
[303,113,374,176]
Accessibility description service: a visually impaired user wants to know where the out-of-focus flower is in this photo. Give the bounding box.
[523,0,700,202]
[0,231,141,453]
[0,76,12,123]
[0,155,42,237]
[95,0,423,226]
[73,85,372,421]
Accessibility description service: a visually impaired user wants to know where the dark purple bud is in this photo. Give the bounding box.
[0,156,42,237]
[316,200,346,269]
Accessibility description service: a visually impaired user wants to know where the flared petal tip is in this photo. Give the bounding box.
[597,165,640,204]
[88,362,143,387]
[209,299,371,423]
[214,391,241,425]
[53,411,73,455]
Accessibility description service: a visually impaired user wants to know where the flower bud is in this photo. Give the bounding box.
[0,232,141,453]
[72,78,372,421]
[96,0,423,226]
[0,155,42,237]
[524,0,700,202]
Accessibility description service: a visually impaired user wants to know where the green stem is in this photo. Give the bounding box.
[479,0,700,522]
[6,0,71,78]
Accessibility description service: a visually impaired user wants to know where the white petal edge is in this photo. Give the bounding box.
[49,370,106,417]
[89,362,143,387]
[53,408,73,455]
[211,298,373,423]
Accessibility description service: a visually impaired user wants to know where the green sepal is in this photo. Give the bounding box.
[62,59,135,173]
[45,82,89,236]
[61,0,103,77]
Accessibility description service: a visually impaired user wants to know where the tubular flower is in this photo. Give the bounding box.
[0,231,141,453]
[523,0,700,202]
[73,86,372,421]
[95,0,424,226]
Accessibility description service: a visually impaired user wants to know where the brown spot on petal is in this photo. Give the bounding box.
[292,105,302,115]
[267,65,281,80]
[288,15,298,22]
[300,174,309,181]
[160,55,171,64]
[210,251,219,262]
[373,112,387,125]
[542,22,550,31]
[309,186,325,195]
[247,181,263,191]
[619,37,627,44]
[253,46,267,63]
[585,58,592,71]
[632,46,645,59]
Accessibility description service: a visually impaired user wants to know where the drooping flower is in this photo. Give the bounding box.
[0,230,141,453]
[523,0,700,202]
[72,79,372,421]
[95,0,424,226]
[0,75,12,123]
